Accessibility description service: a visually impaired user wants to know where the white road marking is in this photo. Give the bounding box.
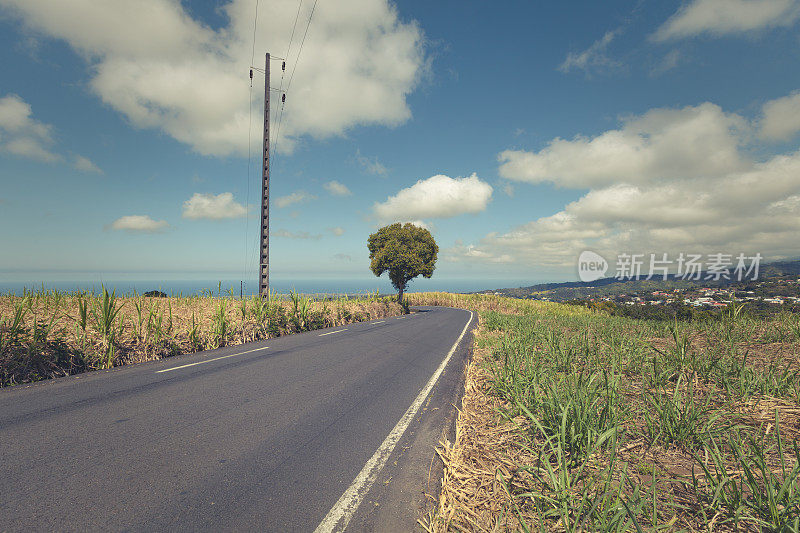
[318,329,348,337]
[371,320,385,324]
[155,346,269,373]
[395,316,408,320]
[313,310,474,533]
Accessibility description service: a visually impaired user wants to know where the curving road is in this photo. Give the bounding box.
[0,306,474,532]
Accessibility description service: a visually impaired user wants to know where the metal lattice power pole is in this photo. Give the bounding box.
[259,52,271,297]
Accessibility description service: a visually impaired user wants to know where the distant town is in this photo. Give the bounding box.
[569,278,800,311]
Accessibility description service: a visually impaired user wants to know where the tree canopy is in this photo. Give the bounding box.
[367,223,438,302]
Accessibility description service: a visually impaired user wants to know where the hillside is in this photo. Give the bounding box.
[476,259,800,302]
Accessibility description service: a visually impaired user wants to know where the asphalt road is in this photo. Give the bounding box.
[0,306,474,532]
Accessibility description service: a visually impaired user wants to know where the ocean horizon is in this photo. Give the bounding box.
[0,277,537,297]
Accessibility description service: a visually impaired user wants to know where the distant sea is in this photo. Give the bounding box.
[0,278,535,297]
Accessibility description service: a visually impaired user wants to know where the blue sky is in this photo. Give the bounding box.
[2,0,800,290]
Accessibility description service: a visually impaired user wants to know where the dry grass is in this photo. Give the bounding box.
[0,288,403,387]
[423,326,533,532]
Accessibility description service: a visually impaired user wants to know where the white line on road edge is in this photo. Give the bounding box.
[371,320,385,324]
[318,329,348,337]
[155,346,269,373]
[313,310,474,533]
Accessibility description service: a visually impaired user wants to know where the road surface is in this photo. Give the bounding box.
[0,306,474,532]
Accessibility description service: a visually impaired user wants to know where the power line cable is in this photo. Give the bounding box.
[270,0,303,173]
[285,0,318,94]
[273,0,318,159]
[243,0,260,292]
[286,0,304,62]
[250,0,260,66]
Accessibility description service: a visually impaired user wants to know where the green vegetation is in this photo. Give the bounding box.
[0,286,402,387]
[368,222,438,302]
[411,293,800,532]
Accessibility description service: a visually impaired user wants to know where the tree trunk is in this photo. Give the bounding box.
[397,284,405,304]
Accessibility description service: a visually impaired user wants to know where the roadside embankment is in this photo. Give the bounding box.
[0,289,403,387]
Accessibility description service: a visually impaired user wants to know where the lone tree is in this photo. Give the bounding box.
[368,223,438,303]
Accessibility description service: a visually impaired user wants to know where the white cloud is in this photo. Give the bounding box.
[407,220,432,231]
[0,94,59,162]
[650,49,682,77]
[760,91,800,140]
[559,30,622,76]
[272,229,322,240]
[653,0,800,41]
[324,180,352,196]
[355,150,388,175]
[275,190,315,208]
[0,0,426,157]
[110,215,169,233]
[498,103,749,188]
[3,137,58,161]
[481,98,800,269]
[444,242,513,264]
[328,226,345,236]
[73,154,103,174]
[182,192,247,220]
[373,173,493,221]
[0,95,48,133]
[0,94,102,167]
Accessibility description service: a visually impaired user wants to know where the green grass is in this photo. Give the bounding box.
[693,412,800,531]
[411,292,800,532]
[643,374,724,449]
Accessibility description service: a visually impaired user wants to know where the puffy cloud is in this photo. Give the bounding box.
[182,192,247,219]
[498,103,749,188]
[760,91,800,140]
[0,94,59,162]
[272,229,322,240]
[653,0,800,41]
[373,173,493,221]
[275,190,315,208]
[0,0,426,157]
[0,94,102,167]
[73,155,103,174]
[0,95,48,134]
[328,226,345,236]
[110,215,169,233]
[323,180,352,196]
[558,30,622,76]
[475,98,800,270]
